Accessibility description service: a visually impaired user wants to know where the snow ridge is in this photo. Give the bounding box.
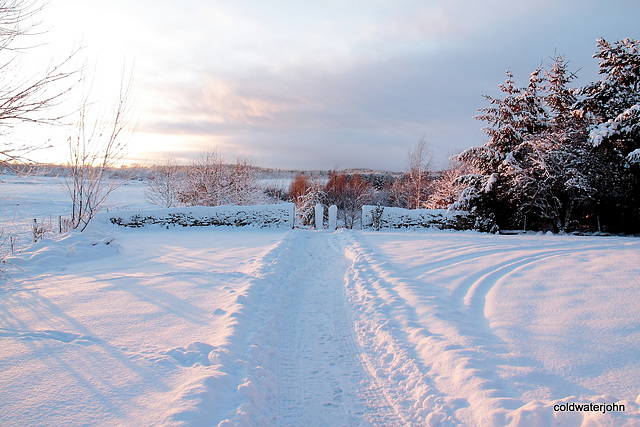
[342,232,464,426]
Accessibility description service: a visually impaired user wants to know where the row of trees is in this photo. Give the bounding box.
[451,38,640,233]
[286,140,438,228]
[282,38,640,233]
[6,1,634,235]
[106,38,640,234]
[143,137,440,229]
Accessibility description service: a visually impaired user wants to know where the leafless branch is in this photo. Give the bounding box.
[0,0,82,168]
[63,65,135,231]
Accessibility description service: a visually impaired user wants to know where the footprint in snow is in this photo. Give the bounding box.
[167,342,226,367]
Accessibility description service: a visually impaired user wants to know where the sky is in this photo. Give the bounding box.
[14,0,640,171]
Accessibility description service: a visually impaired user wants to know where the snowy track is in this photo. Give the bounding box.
[274,233,367,425]
[222,231,402,426]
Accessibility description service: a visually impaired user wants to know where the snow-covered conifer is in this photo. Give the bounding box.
[577,39,640,230]
[544,54,581,135]
[456,69,549,227]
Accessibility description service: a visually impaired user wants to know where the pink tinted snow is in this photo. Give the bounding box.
[1,208,639,425]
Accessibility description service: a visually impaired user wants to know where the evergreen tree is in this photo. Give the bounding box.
[544,54,581,135]
[577,38,640,232]
[579,38,640,159]
[457,69,548,228]
[452,39,640,233]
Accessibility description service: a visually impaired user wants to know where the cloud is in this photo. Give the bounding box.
[41,0,640,170]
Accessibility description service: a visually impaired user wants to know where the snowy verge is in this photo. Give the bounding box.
[104,203,296,229]
[362,205,477,231]
[4,229,119,274]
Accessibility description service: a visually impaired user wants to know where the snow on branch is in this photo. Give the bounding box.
[589,104,640,148]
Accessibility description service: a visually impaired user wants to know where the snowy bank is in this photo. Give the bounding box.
[362,205,477,230]
[105,203,296,229]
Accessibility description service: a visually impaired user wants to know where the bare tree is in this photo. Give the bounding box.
[0,0,80,168]
[228,155,262,205]
[325,171,372,228]
[179,149,228,206]
[64,68,135,231]
[146,156,183,208]
[406,137,433,209]
[177,149,264,207]
[0,1,80,275]
[289,173,310,204]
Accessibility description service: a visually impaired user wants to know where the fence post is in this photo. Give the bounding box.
[315,203,324,230]
[328,205,337,231]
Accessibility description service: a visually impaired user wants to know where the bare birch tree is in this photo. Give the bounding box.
[64,68,135,231]
[146,156,182,208]
[406,137,433,209]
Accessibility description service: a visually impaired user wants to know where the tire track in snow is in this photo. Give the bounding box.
[327,234,404,427]
[341,232,461,426]
[344,232,600,426]
[459,250,574,317]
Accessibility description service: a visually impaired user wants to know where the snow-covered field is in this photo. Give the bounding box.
[1,177,640,426]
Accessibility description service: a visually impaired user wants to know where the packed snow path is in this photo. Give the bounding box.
[218,230,404,425]
[271,232,401,425]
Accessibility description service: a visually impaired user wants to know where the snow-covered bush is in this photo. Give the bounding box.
[370,205,385,231]
[296,189,326,227]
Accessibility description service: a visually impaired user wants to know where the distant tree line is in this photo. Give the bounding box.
[287,140,436,228]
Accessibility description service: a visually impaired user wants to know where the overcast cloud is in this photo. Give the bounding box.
[40,0,640,170]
